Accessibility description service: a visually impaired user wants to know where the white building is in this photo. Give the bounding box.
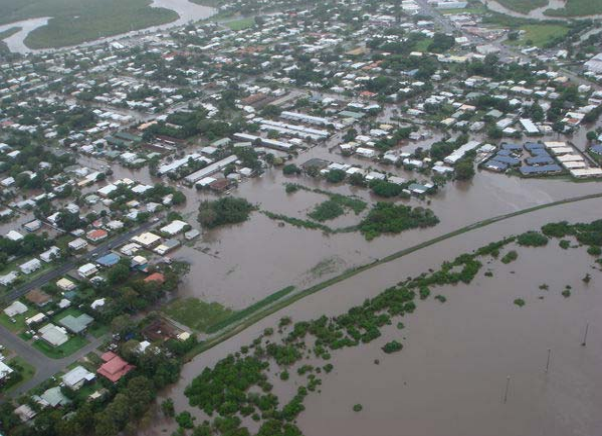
[78,263,98,279]
[62,366,96,390]
[20,258,42,275]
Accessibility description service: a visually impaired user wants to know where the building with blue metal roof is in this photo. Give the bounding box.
[96,253,120,267]
[519,164,563,176]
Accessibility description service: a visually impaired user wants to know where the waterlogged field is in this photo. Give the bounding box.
[141,199,602,436]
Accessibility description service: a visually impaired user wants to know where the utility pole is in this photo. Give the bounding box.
[582,323,589,347]
[503,376,510,404]
[545,349,551,373]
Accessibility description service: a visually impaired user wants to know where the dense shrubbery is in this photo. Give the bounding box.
[198,197,254,229]
[501,250,518,264]
[308,200,345,222]
[369,179,404,198]
[359,202,439,240]
[517,231,548,247]
[382,340,403,354]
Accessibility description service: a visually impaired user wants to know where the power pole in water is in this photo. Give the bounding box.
[582,323,589,347]
[503,376,510,404]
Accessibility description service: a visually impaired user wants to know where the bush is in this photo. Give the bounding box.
[353,404,363,412]
[359,202,439,240]
[308,200,345,222]
[501,250,518,264]
[517,231,548,247]
[198,197,254,229]
[382,340,403,354]
[369,179,404,198]
[175,411,195,429]
[325,169,346,183]
[283,164,301,175]
[285,184,299,194]
[513,298,525,307]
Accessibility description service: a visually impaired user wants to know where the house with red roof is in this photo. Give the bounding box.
[144,272,165,284]
[87,229,108,243]
[97,352,134,383]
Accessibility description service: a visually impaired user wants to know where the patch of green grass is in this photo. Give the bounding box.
[0,0,179,49]
[0,356,36,393]
[414,38,432,52]
[224,17,255,31]
[509,24,569,47]
[0,307,36,333]
[495,0,547,13]
[545,0,602,17]
[164,298,233,332]
[33,335,89,359]
[205,286,296,334]
[88,323,109,339]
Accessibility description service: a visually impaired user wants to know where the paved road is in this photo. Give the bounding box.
[2,219,156,304]
[0,219,159,399]
[0,322,105,398]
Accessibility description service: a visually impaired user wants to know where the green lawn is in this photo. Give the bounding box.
[545,0,602,16]
[33,335,89,359]
[0,0,178,49]
[509,24,569,47]
[494,0,548,13]
[0,356,36,393]
[0,306,36,333]
[224,17,255,31]
[414,38,432,52]
[163,297,232,332]
[88,323,109,339]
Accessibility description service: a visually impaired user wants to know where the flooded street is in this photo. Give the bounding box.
[141,196,602,436]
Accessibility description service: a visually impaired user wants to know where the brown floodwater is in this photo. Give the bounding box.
[140,197,602,436]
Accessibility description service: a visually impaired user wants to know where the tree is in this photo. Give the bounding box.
[454,159,475,181]
[107,263,130,286]
[161,399,175,418]
[325,169,346,183]
[56,210,81,231]
[282,164,301,175]
[587,131,598,142]
[198,197,254,229]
